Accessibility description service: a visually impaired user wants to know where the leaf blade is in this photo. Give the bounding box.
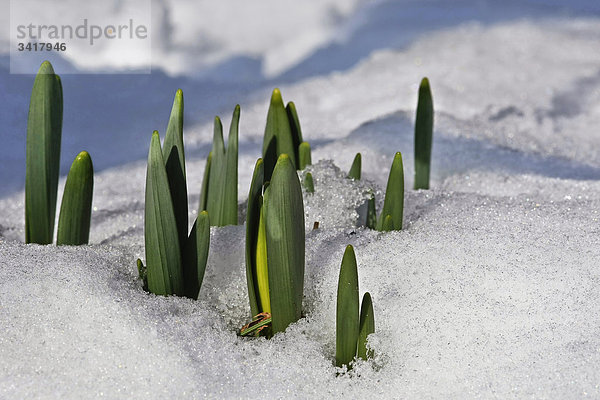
[303,172,314,193]
[348,153,361,180]
[57,151,94,245]
[336,245,359,367]
[378,152,404,231]
[357,292,375,360]
[298,141,312,170]
[414,78,434,190]
[162,89,188,246]
[145,131,184,296]
[263,89,295,181]
[207,117,226,225]
[265,154,305,334]
[222,105,240,225]
[286,101,303,167]
[25,61,62,244]
[199,152,212,212]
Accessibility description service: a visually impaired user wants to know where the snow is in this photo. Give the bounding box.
[2,0,600,398]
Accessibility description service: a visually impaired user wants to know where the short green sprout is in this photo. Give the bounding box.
[336,245,375,367]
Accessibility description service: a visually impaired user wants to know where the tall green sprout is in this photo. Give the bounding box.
[25,61,63,244]
[199,106,240,226]
[163,89,188,246]
[414,77,434,190]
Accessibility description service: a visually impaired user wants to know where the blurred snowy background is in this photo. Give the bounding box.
[2,0,600,398]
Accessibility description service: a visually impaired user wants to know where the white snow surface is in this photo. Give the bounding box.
[2,0,600,398]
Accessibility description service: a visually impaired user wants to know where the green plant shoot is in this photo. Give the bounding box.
[162,89,188,246]
[299,141,312,170]
[57,151,94,245]
[144,131,184,296]
[336,245,376,367]
[200,106,240,226]
[263,90,311,178]
[286,101,303,166]
[304,172,315,193]
[245,155,305,336]
[377,152,404,231]
[25,61,63,244]
[336,245,359,367]
[414,77,434,190]
[357,292,375,360]
[348,153,361,180]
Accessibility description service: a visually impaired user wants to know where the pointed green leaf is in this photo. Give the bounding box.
[199,106,240,226]
[162,89,188,246]
[298,141,312,170]
[222,105,240,225]
[57,151,94,245]
[245,159,264,317]
[208,117,225,223]
[265,154,305,334]
[263,89,295,181]
[199,152,212,212]
[414,77,434,190]
[348,153,361,180]
[377,152,404,231]
[303,172,314,193]
[182,211,210,299]
[336,245,359,367]
[25,61,63,244]
[286,101,303,167]
[144,131,184,296]
[357,292,375,360]
[206,117,226,225]
[163,89,185,177]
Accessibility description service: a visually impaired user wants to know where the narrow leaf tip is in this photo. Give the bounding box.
[271,88,283,105]
[39,60,55,74]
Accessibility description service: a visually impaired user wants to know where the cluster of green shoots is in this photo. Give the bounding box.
[139,90,210,298]
[243,89,310,337]
[346,77,434,232]
[24,61,434,370]
[25,61,94,246]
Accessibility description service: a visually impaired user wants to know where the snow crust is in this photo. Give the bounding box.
[2,0,600,398]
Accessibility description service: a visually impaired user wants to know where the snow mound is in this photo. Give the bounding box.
[2,158,600,398]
